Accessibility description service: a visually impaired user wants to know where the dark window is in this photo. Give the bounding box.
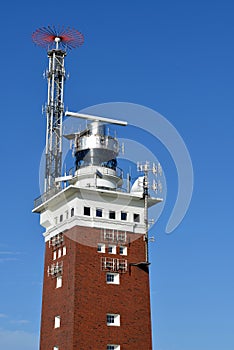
[119,246,124,255]
[107,315,115,324]
[84,207,90,216]
[107,346,115,350]
[60,215,63,222]
[121,211,127,220]
[96,208,102,217]
[106,273,114,283]
[133,213,140,222]
[71,208,74,217]
[109,211,115,219]
[108,246,113,253]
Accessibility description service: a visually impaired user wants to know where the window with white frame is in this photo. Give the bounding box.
[71,208,74,217]
[53,251,57,260]
[54,316,61,328]
[121,211,127,220]
[108,245,116,254]
[106,273,119,285]
[56,276,62,288]
[133,213,140,222]
[84,206,90,216]
[63,246,67,256]
[60,214,63,223]
[53,347,59,350]
[97,243,105,253]
[106,314,120,326]
[109,211,116,219]
[96,208,103,217]
[107,345,120,350]
[119,246,127,256]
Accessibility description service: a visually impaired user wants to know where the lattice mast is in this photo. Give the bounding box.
[32,26,84,193]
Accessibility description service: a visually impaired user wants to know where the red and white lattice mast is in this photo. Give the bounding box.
[32,26,84,193]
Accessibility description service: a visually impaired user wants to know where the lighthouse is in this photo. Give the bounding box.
[32,26,162,350]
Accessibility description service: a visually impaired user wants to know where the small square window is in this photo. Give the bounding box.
[54,316,60,328]
[96,208,103,217]
[63,246,67,256]
[60,214,63,223]
[108,245,116,254]
[119,246,127,256]
[109,211,115,219]
[97,243,105,253]
[53,251,57,260]
[106,314,120,326]
[84,206,90,216]
[56,276,62,288]
[121,212,127,220]
[106,273,119,285]
[107,345,120,350]
[71,208,74,217]
[133,213,140,223]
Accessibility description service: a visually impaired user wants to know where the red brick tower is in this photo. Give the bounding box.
[32,26,162,350]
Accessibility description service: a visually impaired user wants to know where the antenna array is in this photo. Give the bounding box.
[32,26,84,193]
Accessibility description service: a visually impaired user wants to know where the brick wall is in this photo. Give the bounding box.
[40,226,152,350]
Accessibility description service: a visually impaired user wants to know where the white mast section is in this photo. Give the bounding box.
[45,38,66,192]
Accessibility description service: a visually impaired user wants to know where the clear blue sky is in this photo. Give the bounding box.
[0,0,233,349]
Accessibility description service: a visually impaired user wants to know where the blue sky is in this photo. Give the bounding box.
[0,0,233,349]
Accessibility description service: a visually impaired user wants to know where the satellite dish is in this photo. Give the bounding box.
[130,176,144,195]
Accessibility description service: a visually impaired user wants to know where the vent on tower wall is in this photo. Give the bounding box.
[49,233,64,248]
[101,258,127,273]
[102,229,127,244]
[47,262,63,277]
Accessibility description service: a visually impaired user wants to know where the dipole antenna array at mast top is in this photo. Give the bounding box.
[32,26,84,193]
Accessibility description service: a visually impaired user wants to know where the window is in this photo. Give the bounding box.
[106,273,119,285]
[71,208,74,217]
[108,245,116,254]
[63,246,67,256]
[121,211,127,221]
[106,314,120,326]
[97,243,105,253]
[133,213,140,223]
[65,210,69,219]
[53,251,57,260]
[119,246,127,256]
[54,347,59,350]
[59,214,63,223]
[54,316,61,328]
[107,345,120,350]
[58,249,61,258]
[56,276,62,288]
[109,211,115,219]
[96,208,103,217]
[84,206,90,216]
